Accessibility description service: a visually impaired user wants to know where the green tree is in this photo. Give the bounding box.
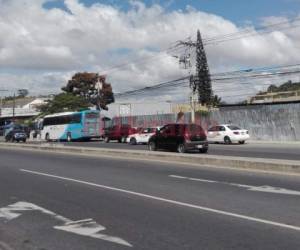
[192,30,213,106]
[211,95,222,107]
[62,73,114,110]
[38,93,90,115]
[17,89,29,98]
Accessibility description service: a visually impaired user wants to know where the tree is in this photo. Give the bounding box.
[17,89,29,98]
[211,95,222,107]
[192,30,213,106]
[62,73,114,110]
[38,93,90,115]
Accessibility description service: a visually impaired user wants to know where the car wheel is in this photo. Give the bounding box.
[104,137,110,143]
[224,136,232,145]
[177,143,186,153]
[118,138,122,143]
[199,148,208,153]
[67,133,72,142]
[130,137,137,145]
[239,140,245,144]
[45,133,50,142]
[148,141,157,151]
[23,139,26,143]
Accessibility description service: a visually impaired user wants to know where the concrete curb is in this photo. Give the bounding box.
[1,142,300,175]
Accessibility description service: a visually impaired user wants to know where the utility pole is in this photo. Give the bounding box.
[12,93,16,119]
[178,30,213,108]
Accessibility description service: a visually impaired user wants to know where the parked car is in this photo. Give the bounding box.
[0,126,4,136]
[104,125,136,143]
[5,129,27,142]
[126,127,157,145]
[148,123,209,153]
[207,124,249,144]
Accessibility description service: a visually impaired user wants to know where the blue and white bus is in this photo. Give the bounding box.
[41,110,102,141]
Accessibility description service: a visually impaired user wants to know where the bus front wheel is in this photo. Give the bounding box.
[45,134,50,142]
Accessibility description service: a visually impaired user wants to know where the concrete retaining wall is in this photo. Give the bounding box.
[110,103,300,142]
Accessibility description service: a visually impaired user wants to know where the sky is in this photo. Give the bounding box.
[0,0,300,103]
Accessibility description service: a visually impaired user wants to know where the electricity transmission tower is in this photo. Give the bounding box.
[178,30,213,106]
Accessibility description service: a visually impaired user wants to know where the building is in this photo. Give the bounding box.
[0,97,49,125]
[248,90,300,104]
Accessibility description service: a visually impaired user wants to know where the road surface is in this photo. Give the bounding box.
[0,148,300,249]
[59,140,300,160]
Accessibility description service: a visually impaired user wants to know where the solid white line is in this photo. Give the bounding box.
[20,169,300,232]
[169,175,300,195]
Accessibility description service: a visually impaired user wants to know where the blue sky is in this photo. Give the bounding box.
[44,0,300,24]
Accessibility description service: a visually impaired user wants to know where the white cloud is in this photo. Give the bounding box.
[0,0,299,103]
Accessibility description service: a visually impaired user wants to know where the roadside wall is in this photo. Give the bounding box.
[109,103,300,142]
[210,103,300,141]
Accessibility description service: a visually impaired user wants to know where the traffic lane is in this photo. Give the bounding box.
[1,164,300,250]
[59,140,300,160]
[1,148,300,227]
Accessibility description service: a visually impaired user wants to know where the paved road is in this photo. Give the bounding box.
[2,135,300,160]
[0,148,300,250]
[57,140,300,160]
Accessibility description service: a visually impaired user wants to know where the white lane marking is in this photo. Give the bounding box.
[20,169,300,232]
[0,201,132,247]
[170,175,217,183]
[169,175,300,196]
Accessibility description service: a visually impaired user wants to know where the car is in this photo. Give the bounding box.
[0,126,4,136]
[104,124,136,143]
[148,123,209,153]
[126,127,157,145]
[5,129,27,142]
[207,124,249,144]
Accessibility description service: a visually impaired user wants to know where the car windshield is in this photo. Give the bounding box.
[228,125,241,130]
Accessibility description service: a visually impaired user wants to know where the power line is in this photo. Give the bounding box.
[99,17,300,76]
[115,64,300,98]
[202,16,300,43]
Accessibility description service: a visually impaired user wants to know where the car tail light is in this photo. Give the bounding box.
[184,132,191,140]
[233,131,240,135]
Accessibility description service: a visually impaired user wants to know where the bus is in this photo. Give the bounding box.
[41,110,102,141]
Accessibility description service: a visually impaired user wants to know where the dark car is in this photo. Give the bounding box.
[0,126,4,136]
[148,123,209,153]
[5,129,27,142]
[104,125,136,143]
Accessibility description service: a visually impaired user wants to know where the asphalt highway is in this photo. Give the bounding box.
[0,148,300,249]
[59,140,300,160]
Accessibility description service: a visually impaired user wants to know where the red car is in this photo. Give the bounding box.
[104,125,136,143]
[148,123,208,153]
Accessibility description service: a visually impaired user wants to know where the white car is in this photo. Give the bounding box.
[207,124,250,144]
[126,127,157,145]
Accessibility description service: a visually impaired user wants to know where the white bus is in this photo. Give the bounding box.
[41,110,102,141]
